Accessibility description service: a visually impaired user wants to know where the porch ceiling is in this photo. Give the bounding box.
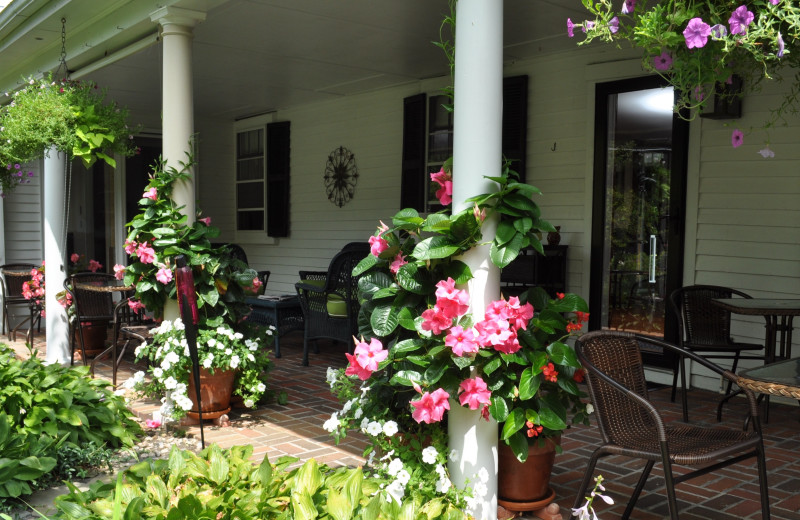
[0,0,588,120]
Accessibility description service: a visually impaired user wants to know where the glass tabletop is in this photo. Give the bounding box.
[740,357,800,388]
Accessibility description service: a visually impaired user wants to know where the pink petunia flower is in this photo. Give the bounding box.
[143,187,158,200]
[410,388,450,424]
[731,129,744,148]
[113,264,126,280]
[136,242,156,264]
[728,5,754,36]
[683,18,711,49]
[445,326,480,356]
[459,377,492,411]
[389,253,407,274]
[155,267,173,284]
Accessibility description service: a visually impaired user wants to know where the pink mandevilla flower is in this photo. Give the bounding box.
[728,5,754,36]
[128,299,145,313]
[411,388,451,424]
[155,267,173,284]
[88,259,103,273]
[113,264,126,280]
[434,278,470,319]
[459,377,492,410]
[143,187,158,200]
[124,239,137,255]
[136,242,156,264]
[368,221,390,257]
[430,168,453,206]
[199,216,212,226]
[389,253,407,274]
[445,325,480,356]
[421,307,453,335]
[683,18,712,49]
[345,337,388,380]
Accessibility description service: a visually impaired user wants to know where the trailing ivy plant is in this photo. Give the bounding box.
[0,74,138,196]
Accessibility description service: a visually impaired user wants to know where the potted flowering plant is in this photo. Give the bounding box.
[0,74,137,196]
[323,163,591,510]
[573,0,800,143]
[127,318,275,421]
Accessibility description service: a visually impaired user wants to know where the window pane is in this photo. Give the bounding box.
[237,128,263,157]
[237,210,264,231]
[237,157,264,181]
[237,182,264,208]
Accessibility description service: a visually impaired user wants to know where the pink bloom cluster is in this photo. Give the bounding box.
[345,337,389,380]
[430,168,453,206]
[411,387,450,424]
[125,238,157,265]
[70,253,103,273]
[369,221,390,257]
[22,266,45,302]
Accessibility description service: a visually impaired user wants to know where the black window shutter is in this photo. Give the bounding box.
[266,121,290,237]
[502,75,528,183]
[400,93,427,212]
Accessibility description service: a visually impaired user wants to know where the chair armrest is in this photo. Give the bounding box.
[299,271,327,281]
[295,281,326,294]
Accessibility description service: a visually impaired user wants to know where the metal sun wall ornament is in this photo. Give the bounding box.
[324,146,358,207]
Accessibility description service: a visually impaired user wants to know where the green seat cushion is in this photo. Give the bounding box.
[326,293,347,317]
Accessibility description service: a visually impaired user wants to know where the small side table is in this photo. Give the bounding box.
[245,295,304,358]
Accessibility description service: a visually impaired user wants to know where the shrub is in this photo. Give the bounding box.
[0,345,141,506]
[52,444,467,519]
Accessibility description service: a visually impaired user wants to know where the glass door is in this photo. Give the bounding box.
[590,77,689,365]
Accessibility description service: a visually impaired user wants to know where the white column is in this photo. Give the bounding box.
[447,1,504,519]
[150,7,206,224]
[43,147,69,364]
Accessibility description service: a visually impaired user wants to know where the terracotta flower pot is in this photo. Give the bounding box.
[186,367,236,420]
[74,321,109,357]
[497,435,560,509]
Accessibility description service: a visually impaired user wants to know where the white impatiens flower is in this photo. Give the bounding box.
[163,377,178,390]
[225,348,233,356]
[385,480,405,504]
[421,446,438,465]
[153,367,164,378]
[256,382,266,393]
[326,367,338,387]
[586,403,594,415]
[230,355,240,369]
[244,399,255,408]
[435,464,447,478]
[396,469,411,486]
[134,343,147,357]
[435,476,452,493]
[366,421,383,436]
[382,420,398,437]
[323,413,340,432]
[247,353,255,363]
[353,407,363,420]
[386,458,404,477]
[449,449,459,462]
[203,353,214,369]
[360,417,370,431]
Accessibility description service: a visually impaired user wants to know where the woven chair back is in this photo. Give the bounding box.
[69,273,117,322]
[576,331,657,446]
[1,264,37,297]
[670,285,751,348]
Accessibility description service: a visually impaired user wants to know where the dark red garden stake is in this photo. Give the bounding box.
[175,254,204,449]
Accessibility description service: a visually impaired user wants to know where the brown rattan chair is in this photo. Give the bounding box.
[0,263,38,340]
[65,272,117,369]
[104,296,154,386]
[669,285,764,422]
[295,242,370,365]
[574,330,770,520]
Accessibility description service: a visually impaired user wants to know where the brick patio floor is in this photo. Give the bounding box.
[6,328,799,519]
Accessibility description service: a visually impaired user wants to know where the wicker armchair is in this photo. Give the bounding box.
[575,330,770,520]
[66,273,118,368]
[0,263,38,340]
[669,285,764,422]
[295,242,370,366]
[104,296,155,386]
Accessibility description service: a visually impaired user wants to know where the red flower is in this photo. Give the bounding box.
[556,292,565,300]
[526,424,543,438]
[541,362,558,383]
[573,369,586,383]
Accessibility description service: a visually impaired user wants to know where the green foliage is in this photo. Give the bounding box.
[123,158,257,324]
[577,0,800,123]
[50,444,467,519]
[0,345,141,507]
[0,74,138,195]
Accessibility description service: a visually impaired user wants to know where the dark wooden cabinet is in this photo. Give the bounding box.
[500,245,567,298]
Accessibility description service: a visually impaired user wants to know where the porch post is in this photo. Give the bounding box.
[43,147,70,364]
[150,7,206,223]
[447,1,503,519]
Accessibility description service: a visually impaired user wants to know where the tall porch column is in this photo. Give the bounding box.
[447,1,503,520]
[44,147,69,364]
[150,7,206,223]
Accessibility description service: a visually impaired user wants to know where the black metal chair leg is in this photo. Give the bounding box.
[572,450,603,510]
[621,459,655,520]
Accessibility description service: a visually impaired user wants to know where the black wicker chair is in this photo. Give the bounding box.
[65,273,118,369]
[104,296,155,386]
[669,285,764,422]
[0,263,38,340]
[575,330,770,520]
[295,242,370,365]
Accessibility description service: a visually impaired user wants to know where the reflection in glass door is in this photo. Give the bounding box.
[590,77,689,362]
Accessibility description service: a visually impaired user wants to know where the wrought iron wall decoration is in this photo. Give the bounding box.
[324,146,358,207]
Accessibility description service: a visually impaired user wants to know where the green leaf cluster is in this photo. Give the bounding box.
[0,345,141,507]
[0,74,138,196]
[51,444,467,520]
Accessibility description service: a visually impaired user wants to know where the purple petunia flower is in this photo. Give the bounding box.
[609,17,620,34]
[684,18,712,49]
[731,129,744,148]
[653,51,673,71]
[622,0,636,14]
[583,20,596,33]
[567,18,575,38]
[728,5,754,36]
[710,24,728,40]
[777,32,785,58]
[770,0,781,4]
